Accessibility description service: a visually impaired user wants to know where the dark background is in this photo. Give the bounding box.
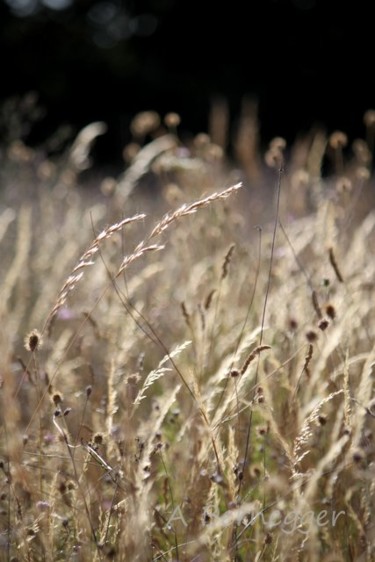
[1,0,374,169]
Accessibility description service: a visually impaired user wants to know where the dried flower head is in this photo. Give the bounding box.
[194,133,211,148]
[24,329,43,352]
[291,169,309,190]
[318,414,327,425]
[329,131,348,150]
[164,112,181,129]
[52,392,63,406]
[265,140,285,169]
[335,176,352,194]
[352,139,371,165]
[363,109,375,128]
[130,111,160,138]
[93,432,104,445]
[328,131,348,150]
[100,177,117,196]
[306,330,318,343]
[122,142,141,163]
[318,318,329,331]
[355,166,371,181]
[325,304,336,320]
[269,137,287,151]
[352,448,365,463]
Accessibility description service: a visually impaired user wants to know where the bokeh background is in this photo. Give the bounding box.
[1,0,374,169]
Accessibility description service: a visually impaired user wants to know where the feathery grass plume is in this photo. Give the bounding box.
[208,326,265,419]
[0,206,32,315]
[116,243,164,277]
[0,207,16,243]
[46,214,145,332]
[3,102,375,560]
[116,134,177,200]
[68,121,107,172]
[132,340,191,407]
[105,358,118,447]
[293,390,344,467]
[303,430,350,503]
[146,183,242,240]
[294,343,314,395]
[240,345,271,376]
[351,341,375,449]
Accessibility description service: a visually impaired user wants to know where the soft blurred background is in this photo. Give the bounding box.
[1,0,374,172]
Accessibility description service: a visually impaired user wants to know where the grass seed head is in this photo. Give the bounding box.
[24,329,43,352]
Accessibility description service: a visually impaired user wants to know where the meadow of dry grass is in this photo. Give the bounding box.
[1,98,375,561]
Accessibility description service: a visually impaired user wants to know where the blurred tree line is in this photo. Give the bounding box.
[1,0,374,167]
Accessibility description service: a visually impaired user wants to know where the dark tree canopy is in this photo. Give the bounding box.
[1,0,374,166]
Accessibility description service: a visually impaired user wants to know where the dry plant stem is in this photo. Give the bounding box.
[279,219,314,291]
[328,246,344,283]
[159,452,180,561]
[232,167,283,555]
[52,414,101,556]
[99,186,242,471]
[205,244,235,377]
[213,226,263,417]
[108,255,223,468]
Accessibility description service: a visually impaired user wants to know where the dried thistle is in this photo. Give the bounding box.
[329,131,348,150]
[318,318,329,331]
[130,111,160,138]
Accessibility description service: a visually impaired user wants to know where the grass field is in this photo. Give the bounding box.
[1,99,375,561]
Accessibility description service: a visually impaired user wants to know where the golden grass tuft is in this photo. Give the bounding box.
[1,105,375,561]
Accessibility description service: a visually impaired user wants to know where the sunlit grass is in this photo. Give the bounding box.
[0,99,375,561]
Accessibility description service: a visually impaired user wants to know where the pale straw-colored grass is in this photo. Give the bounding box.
[1,109,375,561]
